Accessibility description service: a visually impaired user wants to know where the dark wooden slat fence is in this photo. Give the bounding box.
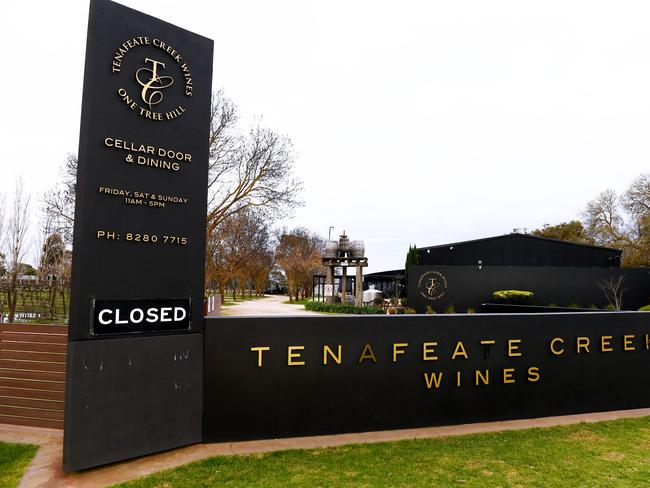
[0,324,67,429]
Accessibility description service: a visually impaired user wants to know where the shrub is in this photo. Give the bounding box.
[639,305,650,312]
[466,308,476,314]
[568,302,580,309]
[404,307,417,314]
[605,303,616,310]
[548,303,559,308]
[492,290,534,305]
[425,305,436,314]
[444,304,456,314]
[304,301,383,315]
[372,297,384,306]
[589,304,598,309]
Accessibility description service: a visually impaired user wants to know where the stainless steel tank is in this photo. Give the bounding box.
[363,285,383,304]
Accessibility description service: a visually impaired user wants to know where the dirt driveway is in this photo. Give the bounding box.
[221,295,321,316]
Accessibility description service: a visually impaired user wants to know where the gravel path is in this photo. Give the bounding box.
[221,294,321,316]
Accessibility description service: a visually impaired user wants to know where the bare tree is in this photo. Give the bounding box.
[42,153,77,243]
[5,179,31,323]
[583,183,650,267]
[0,193,5,274]
[275,228,324,302]
[206,91,303,235]
[623,173,650,218]
[0,194,5,318]
[205,208,273,303]
[583,189,626,247]
[622,173,650,265]
[598,275,627,310]
[37,222,66,319]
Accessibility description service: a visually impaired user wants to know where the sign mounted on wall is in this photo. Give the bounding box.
[91,297,192,335]
[204,313,650,442]
[324,284,334,297]
[64,0,213,472]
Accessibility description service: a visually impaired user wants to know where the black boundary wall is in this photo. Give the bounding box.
[204,312,650,442]
[408,265,650,313]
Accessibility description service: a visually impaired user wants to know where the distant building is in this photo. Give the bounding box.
[418,232,621,268]
[366,233,650,312]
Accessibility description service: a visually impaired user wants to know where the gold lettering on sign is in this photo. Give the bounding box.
[112,36,151,72]
[358,344,377,363]
[136,58,173,109]
[287,346,305,366]
[475,369,489,386]
[550,337,565,355]
[424,372,443,389]
[451,341,468,360]
[250,346,270,367]
[527,367,541,383]
[422,342,438,361]
[393,343,408,362]
[503,368,515,384]
[480,339,495,356]
[576,337,590,353]
[623,335,636,351]
[508,339,522,357]
[323,345,342,365]
[601,336,613,352]
[112,36,193,121]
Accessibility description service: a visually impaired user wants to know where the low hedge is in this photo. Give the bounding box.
[492,290,534,305]
[305,301,384,315]
[639,305,650,312]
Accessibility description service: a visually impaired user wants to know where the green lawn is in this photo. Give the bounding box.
[116,416,650,487]
[283,298,312,306]
[0,442,38,488]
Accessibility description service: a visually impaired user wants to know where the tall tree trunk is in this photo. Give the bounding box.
[8,289,17,323]
[61,287,67,316]
[49,287,57,319]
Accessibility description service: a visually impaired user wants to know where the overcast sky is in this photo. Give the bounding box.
[2,1,649,272]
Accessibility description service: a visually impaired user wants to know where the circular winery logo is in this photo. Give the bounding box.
[417,270,448,301]
[111,36,194,122]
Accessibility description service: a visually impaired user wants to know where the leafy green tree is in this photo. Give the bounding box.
[404,244,420,295]
[531,220,594,245]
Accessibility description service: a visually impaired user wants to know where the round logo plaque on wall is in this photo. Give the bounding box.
[417,270,448,301]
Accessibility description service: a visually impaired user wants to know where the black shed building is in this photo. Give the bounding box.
[418,233,621,268]
[367,233,649,312]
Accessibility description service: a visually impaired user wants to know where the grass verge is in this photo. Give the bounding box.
[304,301,383,314]
[115,416,650,487]
[0,442,38,488]
[283,298,311,306]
